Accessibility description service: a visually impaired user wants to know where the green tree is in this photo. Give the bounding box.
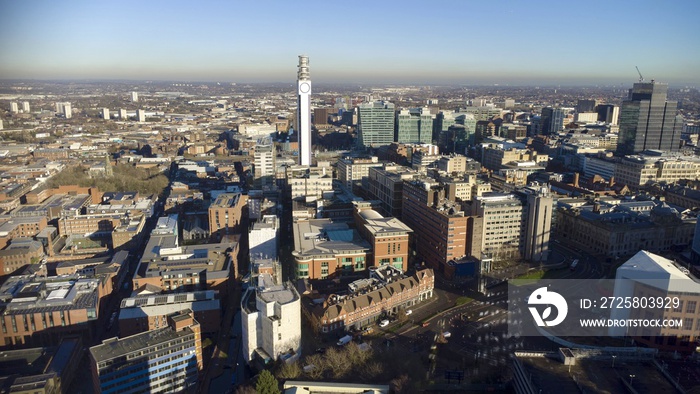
[255,369,280,394]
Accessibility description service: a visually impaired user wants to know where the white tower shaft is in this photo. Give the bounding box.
[297,55,312,166]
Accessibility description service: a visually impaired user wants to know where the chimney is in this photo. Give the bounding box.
[573,172,580,188]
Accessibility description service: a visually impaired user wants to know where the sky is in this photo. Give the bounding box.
[1,0,699,86]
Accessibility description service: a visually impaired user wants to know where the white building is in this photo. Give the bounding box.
[241,274,301,365]
[9,102,18,113]
[131,91,139,102]
[610,250,700,342]
[297,55,312,166]
[249,215,278,260]
[254,138,276,188]
[21,101,30,112]
[119,108,128,120]
[137,109,146,122]
[102,108,110,120]
[63,102,72,119]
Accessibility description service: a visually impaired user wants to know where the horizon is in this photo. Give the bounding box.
[1,0,699,86]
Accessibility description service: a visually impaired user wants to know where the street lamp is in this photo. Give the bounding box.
[629,374,635,385]
[612,355,616,368]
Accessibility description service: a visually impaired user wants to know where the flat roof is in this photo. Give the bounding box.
[90,325,195,363]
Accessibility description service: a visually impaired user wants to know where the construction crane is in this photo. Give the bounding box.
[635,66,644,83]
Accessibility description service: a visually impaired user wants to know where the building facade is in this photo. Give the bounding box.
[90,310,202,394]
[357,101,395,148]
[241,274,300,364]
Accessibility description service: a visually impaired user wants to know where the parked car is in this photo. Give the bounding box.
[405,309,413,316]
[379,319,390,328]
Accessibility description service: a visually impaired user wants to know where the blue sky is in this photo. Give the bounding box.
[1,0,698,85]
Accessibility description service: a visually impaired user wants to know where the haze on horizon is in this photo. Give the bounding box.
[1,0,699,86]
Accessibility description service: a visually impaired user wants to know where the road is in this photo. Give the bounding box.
[209,311,246,394]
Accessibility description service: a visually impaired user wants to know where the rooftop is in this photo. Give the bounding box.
[293,219,370,257]
[90,323,196,363]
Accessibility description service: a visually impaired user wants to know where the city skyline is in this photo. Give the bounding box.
[1,0,699,86]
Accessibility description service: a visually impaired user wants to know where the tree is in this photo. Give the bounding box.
[255,370,280,394]
[275,360,301,380]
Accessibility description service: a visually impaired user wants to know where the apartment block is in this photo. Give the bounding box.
[208,192,247,239]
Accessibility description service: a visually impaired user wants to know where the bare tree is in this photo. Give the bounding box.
[325,346,352,379]
[304,354,325,381]
[276,360,301,380]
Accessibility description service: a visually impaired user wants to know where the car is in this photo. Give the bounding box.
[405,309,413,316]
[363,327,373,334]
[379,319,390,328]
[442,331,452,338]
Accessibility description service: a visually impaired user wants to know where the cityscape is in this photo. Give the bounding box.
[1,2,700,394]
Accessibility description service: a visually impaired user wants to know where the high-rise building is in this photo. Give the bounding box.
[401,178,469,274]
[253,137,276,188]
[297,55,312,166]
[596,104,620,125]
[61,103,72,119]
[101,108,109,120]
[21,101,30,112]
[357,101,395,148]
[0,118,3,130]
[313,107,330,126]
[118,108,127,120]
[518,185,553,262]
[576,99,596,113]
[616,81,682,155]
[90,310,202,394]
[136,109,146,122]
[540,107,565,134]
[130,91,138,102]
[241,272,300,364]
[396,108,433,144]
[9,102,18,113]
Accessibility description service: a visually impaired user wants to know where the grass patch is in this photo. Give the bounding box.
[516,270,546,280]
[455,296,474,306]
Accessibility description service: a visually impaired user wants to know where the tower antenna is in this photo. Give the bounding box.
[635,66,644,83]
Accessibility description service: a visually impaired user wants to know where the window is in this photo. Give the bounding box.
[674,301,684,313]
[686,301,696,314]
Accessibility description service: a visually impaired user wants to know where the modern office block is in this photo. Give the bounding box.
[357,101,395,148]
[541,107,565,134]
[90,310,202,394]
[616,81,682,155]
[396,108,433,144]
